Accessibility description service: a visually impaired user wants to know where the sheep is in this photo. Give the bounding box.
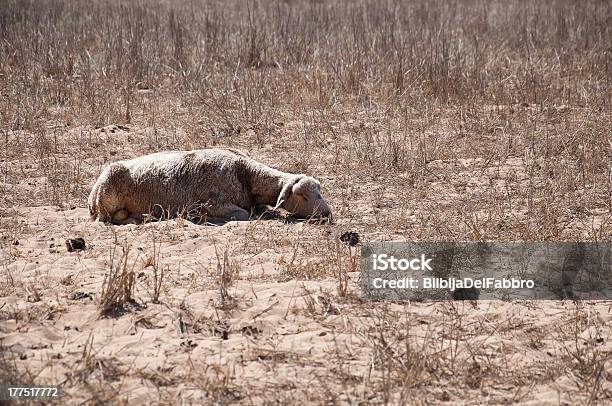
[88,148,332,224]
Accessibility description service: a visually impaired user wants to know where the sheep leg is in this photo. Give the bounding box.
[110,209,143,225]
[209,204,251,221]
[111,209,130,224]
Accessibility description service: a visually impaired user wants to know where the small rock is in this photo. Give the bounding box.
[340,231,360,247]
[180,339,198,349]
[12,240,19,246]
[65,238,86,252]
[68,291,92,301]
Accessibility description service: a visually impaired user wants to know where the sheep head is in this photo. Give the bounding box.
[275,175,332,219]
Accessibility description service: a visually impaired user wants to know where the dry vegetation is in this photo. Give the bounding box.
[0,0,610,404]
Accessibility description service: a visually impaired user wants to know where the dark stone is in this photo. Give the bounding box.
[340,231,360,247]
[68,291,92,301]
[65,238,86,252]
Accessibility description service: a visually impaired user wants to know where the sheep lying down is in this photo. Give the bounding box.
[88,148,332,224]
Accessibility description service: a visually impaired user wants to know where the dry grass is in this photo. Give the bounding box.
[144,238,167,304]
[0,0,608,239]
[0,0,610,404]
[99,244,138,317]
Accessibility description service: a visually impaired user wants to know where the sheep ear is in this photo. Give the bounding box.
[274,177,301,210]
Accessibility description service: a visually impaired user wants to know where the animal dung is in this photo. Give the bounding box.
[65,237,86,252]
[340,231,360,246]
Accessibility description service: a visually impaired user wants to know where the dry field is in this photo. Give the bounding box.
[1,0,611,404]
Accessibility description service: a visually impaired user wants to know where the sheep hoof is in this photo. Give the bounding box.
[111,209,130,224]
[229,210,250,221]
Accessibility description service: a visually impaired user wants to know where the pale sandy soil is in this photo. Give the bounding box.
[1,119,610,405]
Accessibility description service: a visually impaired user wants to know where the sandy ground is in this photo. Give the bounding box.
[0,205,610,404]
[0,120,611,404]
